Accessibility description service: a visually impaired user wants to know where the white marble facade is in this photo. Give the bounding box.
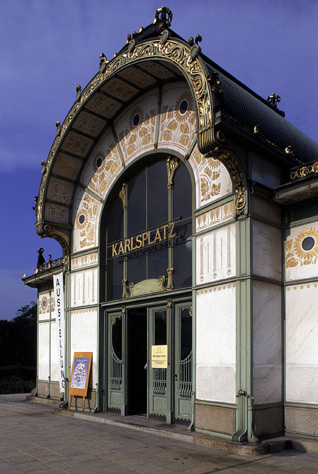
[196,223,236,285]
[71,268,98,308]
[252,282,282,404]
[38,322,50,381]
[286,283,318,404]
[253,220,282,281]
[70,309,98,387]
[196,284,236,404]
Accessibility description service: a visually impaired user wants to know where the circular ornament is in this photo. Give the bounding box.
[294,228,318,262]
[42,297,48,309]
[179,99,188,115]
[77,210,88,229]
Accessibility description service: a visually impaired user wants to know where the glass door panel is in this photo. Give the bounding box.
[148,306,171,422]
[174,304,193,420]
[108,312,124,412]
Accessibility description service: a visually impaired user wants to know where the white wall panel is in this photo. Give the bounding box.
[286,283,318,403]
[196,284,236,403]
[70,309,98,387]
[252,282,282,403]
[196,224,236,285]
[38,322,50,380]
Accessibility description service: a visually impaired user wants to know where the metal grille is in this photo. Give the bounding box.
[153,368,167,395]
[110,348,122,390]
[178,350,192,398]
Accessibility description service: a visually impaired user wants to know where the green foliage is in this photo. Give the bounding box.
[0,302,37,393]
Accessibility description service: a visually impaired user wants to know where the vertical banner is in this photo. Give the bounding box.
[53,273,65,393]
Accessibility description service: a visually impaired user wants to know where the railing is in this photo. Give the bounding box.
[153,368,167,395]
[110,348,122,390]
[34,257,66,275]
[179,351,192,398]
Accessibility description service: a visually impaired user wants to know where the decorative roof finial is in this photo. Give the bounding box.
[266,93,281,107]
[266,93,285,117]
[153,7,173,28]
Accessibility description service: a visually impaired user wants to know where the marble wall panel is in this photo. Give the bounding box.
[285,223,318,282]
[50,320,59,382]
[114,88,158,165]
[252,282,282,404]
[189,146,232,209]
[196,284,236,403]
[252,220,282,281]
[71,268,98,308]
[196,223,236,285]
[38,322,50,380]
[286,283,318,404]
[70,309,98,387]
[157,83,196,156]
[196,202,234,232]
[250,195,281,225]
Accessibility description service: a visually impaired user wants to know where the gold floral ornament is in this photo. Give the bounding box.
[166,156,179,187]
[286,228,318,268]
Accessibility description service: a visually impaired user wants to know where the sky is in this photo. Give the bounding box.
[0,0,317,319]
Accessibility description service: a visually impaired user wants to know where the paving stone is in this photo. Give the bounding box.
[2,394,318,473]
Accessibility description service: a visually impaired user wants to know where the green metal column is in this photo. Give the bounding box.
[232,214,257,443]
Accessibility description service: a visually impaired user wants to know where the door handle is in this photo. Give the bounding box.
[174,374,178,381]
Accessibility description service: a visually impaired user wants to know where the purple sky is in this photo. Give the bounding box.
[1,0,317,319]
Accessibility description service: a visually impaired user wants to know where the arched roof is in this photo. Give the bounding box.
[35,7,318,250]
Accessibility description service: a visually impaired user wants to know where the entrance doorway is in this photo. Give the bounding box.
[106,301,193,422]
[127,308,147,415]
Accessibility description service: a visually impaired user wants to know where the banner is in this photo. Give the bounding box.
[53,273,65,393]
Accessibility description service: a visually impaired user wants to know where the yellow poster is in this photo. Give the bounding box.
[152,345,168,368]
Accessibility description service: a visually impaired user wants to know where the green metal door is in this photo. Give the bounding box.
[174,303,193,421]
[107,311,125,414]
[148,305,172,423]
[148,301,193,423]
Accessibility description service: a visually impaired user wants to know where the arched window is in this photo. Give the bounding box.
[104,155,192,301]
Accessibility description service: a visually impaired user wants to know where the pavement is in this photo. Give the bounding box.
[1,394,318,473]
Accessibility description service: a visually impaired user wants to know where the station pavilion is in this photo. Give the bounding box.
[24,7,318,444]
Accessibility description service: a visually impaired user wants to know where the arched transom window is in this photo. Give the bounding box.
[104,155,192,301]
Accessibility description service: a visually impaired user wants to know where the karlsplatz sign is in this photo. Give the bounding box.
[110,221,180,258]
[53,273,65,393]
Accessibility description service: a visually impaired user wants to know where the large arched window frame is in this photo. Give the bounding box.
[103,154,193,301]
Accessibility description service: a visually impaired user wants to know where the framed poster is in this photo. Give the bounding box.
[69,352,92,397]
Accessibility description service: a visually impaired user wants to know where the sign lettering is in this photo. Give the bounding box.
[53,273,65,393]
[110,221,180,258]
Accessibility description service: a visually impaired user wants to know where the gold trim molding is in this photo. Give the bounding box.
[36,37,214,233]
[290,161,318,180]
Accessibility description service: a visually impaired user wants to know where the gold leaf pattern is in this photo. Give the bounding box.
[285,228,318,268]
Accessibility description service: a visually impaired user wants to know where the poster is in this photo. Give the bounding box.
[152,345,168,368]
[69,352,92,397]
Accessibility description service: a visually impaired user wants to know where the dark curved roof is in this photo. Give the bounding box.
[132,22,318,166]
[204,63,318,165]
